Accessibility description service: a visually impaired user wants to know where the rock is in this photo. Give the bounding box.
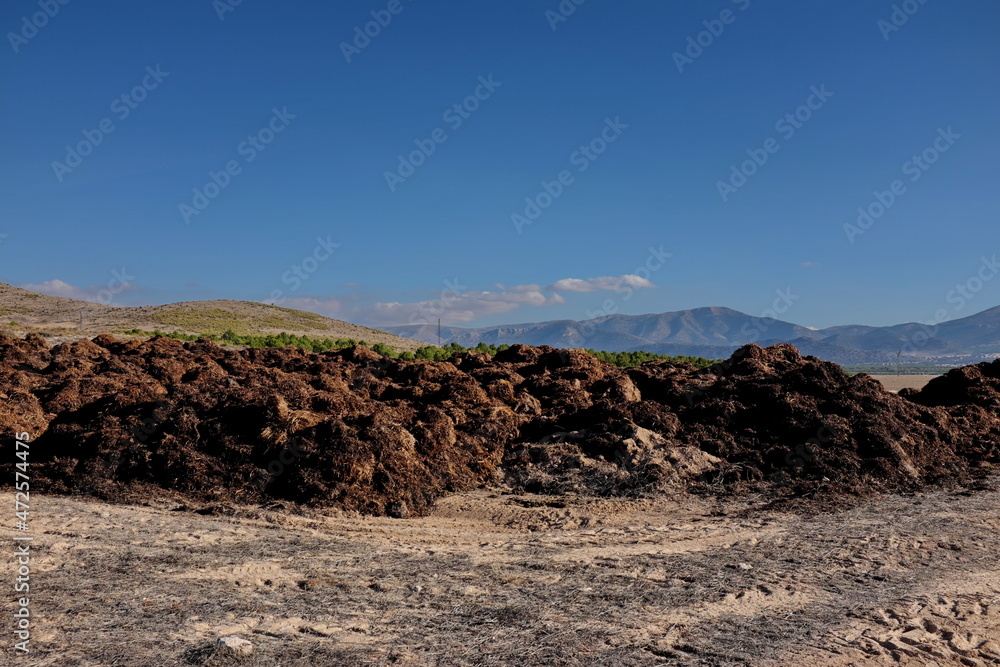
[215,635,253,656]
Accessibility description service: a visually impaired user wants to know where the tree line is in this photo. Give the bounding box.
[123,329,719,368]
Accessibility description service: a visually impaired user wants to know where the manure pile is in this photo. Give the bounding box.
[1,333,997,516]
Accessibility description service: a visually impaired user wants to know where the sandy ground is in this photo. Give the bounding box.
[869,375,939,393]
[6,481,1000,666]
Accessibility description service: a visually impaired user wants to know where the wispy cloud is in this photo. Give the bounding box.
[268,274,657,327]
[18,278,139,304]
[365,286,564,326]
[547,274,656,293]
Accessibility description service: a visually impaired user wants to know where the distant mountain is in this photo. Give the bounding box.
[387,305,1000,365]
[391,307,809,349]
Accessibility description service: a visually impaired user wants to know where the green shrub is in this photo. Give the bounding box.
[117,329,721,369]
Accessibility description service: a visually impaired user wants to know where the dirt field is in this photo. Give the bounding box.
[11,481,1000,666]
[870,375,940,393]
[4,335,999,664]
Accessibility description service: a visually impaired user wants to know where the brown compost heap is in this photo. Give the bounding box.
[1,333,997,516]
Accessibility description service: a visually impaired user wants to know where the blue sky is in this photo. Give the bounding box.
[1,0,998,330]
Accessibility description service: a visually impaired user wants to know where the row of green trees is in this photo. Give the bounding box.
[123,329,718,368]
[586,349,717,369]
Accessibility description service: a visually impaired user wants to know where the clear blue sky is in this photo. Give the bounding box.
[2,0,998,329]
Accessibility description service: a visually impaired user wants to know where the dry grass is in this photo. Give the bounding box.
[148,305,332,336]
[0,282,424,351]
[0,306,35,316]
[11,479,1000,665]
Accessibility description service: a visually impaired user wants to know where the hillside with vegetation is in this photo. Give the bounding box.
[126,328,721,368]
[0,281,424,351]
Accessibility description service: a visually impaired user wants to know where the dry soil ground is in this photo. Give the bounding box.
[870,376,939,393]
[7,481,1000,666]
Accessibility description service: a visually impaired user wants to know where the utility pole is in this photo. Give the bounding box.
[438,318,442,347]
[79,308,84,330]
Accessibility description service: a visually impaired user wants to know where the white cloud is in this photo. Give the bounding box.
[19,279,86,299]
[19,279,138,304]
[547,278,593,292]
[264,273,657,327]
[365,287,564,326]
[547,274,656,292]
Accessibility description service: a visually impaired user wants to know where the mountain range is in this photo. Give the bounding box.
[5,278,998,367]
[387,305,1000,366]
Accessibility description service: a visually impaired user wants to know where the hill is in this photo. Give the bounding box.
[387,305,1000,365]
[0,282,425,352]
